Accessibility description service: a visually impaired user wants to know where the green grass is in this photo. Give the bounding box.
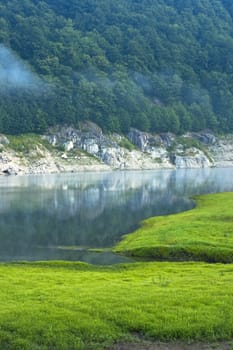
[0,261,233,349]
[114,193,233,263]
[168,137,212,161]
[1,192,233,349]
[7,134,52,153]
[118,137,136,151]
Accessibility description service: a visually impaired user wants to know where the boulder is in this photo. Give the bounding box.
[192,132,216,145]
[0,135,10,146]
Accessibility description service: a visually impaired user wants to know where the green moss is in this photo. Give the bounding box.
[118,137,136,151]
[7,134,50,153]
[7,134,35,152]
[168,137,212,161]
[55,144,66,152]
[176,137,204,150]
[114,192,233,263]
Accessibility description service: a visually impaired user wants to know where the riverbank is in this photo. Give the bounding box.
[114,192,233,263]
[0,193,233,349]
[0,126,233,175]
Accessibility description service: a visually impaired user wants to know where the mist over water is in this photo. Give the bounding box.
[0,44,43,90]
[0,168,232,264]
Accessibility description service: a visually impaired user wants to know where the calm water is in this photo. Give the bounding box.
[0,168,233,264]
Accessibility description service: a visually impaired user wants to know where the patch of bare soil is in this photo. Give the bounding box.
[109,341,232,350]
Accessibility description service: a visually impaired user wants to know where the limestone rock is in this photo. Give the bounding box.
[0,123,232,175]
[174,151,212,169]
[128,128,150,151]
[64,141,74,152]
[2,166,19,175]
[82,140,99,154]
[208,135,233,167]
[0,135,10,146]
[192,132,217,145]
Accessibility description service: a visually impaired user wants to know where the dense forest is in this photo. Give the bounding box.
[0,0,233,135]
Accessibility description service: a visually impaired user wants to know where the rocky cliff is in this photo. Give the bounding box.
[0,123,232,175]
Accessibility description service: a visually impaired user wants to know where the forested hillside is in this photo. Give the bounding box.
[0,0,233,134]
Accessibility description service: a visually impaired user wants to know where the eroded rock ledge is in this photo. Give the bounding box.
[0,123,232,175]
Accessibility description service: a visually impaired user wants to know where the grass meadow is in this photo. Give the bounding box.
[115,193,233,263]
[0,192,232,349]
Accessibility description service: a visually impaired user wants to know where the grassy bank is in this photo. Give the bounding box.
[0,261,233,349]
[114,192,233,263]
[1,192,233,349]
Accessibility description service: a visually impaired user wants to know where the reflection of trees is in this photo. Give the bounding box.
[0,168,233,261]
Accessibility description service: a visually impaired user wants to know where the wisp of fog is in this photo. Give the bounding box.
[0,44,43,90]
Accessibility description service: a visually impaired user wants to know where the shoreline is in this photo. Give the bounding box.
[114,192,233,263]
[1,129,233,175]
[1,163,233,177]
[0,193,233,349]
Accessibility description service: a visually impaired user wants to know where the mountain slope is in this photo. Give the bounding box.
[0,0,233,134]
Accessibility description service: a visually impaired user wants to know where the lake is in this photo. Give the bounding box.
[0,168,233,264]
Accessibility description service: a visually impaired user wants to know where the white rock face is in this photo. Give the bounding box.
[175,152,212,168]
[64,141,74,151]
[0,135,10,146]
[83,141,99,155]
[101,147,124,167]
[0,124,232,175]
[123,149,173,169]
[208,136,233,167]
[48,135,57,146]
[61,153,68,159]
[0,151,23,175]
[128,128,150,151]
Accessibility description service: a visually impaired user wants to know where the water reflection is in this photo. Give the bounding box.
[0,168,232,263]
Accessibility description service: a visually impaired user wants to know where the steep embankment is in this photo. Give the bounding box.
[0,124,233,175]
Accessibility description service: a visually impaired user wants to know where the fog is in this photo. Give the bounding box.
[0,44,43,90]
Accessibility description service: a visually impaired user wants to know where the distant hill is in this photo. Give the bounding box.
[0,0,233,134]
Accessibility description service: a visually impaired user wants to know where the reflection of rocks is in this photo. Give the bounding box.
[78,188,105,220]
[0,168,232,216]
[0,168,233,262]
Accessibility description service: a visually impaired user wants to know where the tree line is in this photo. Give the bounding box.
[0,0,233,134]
